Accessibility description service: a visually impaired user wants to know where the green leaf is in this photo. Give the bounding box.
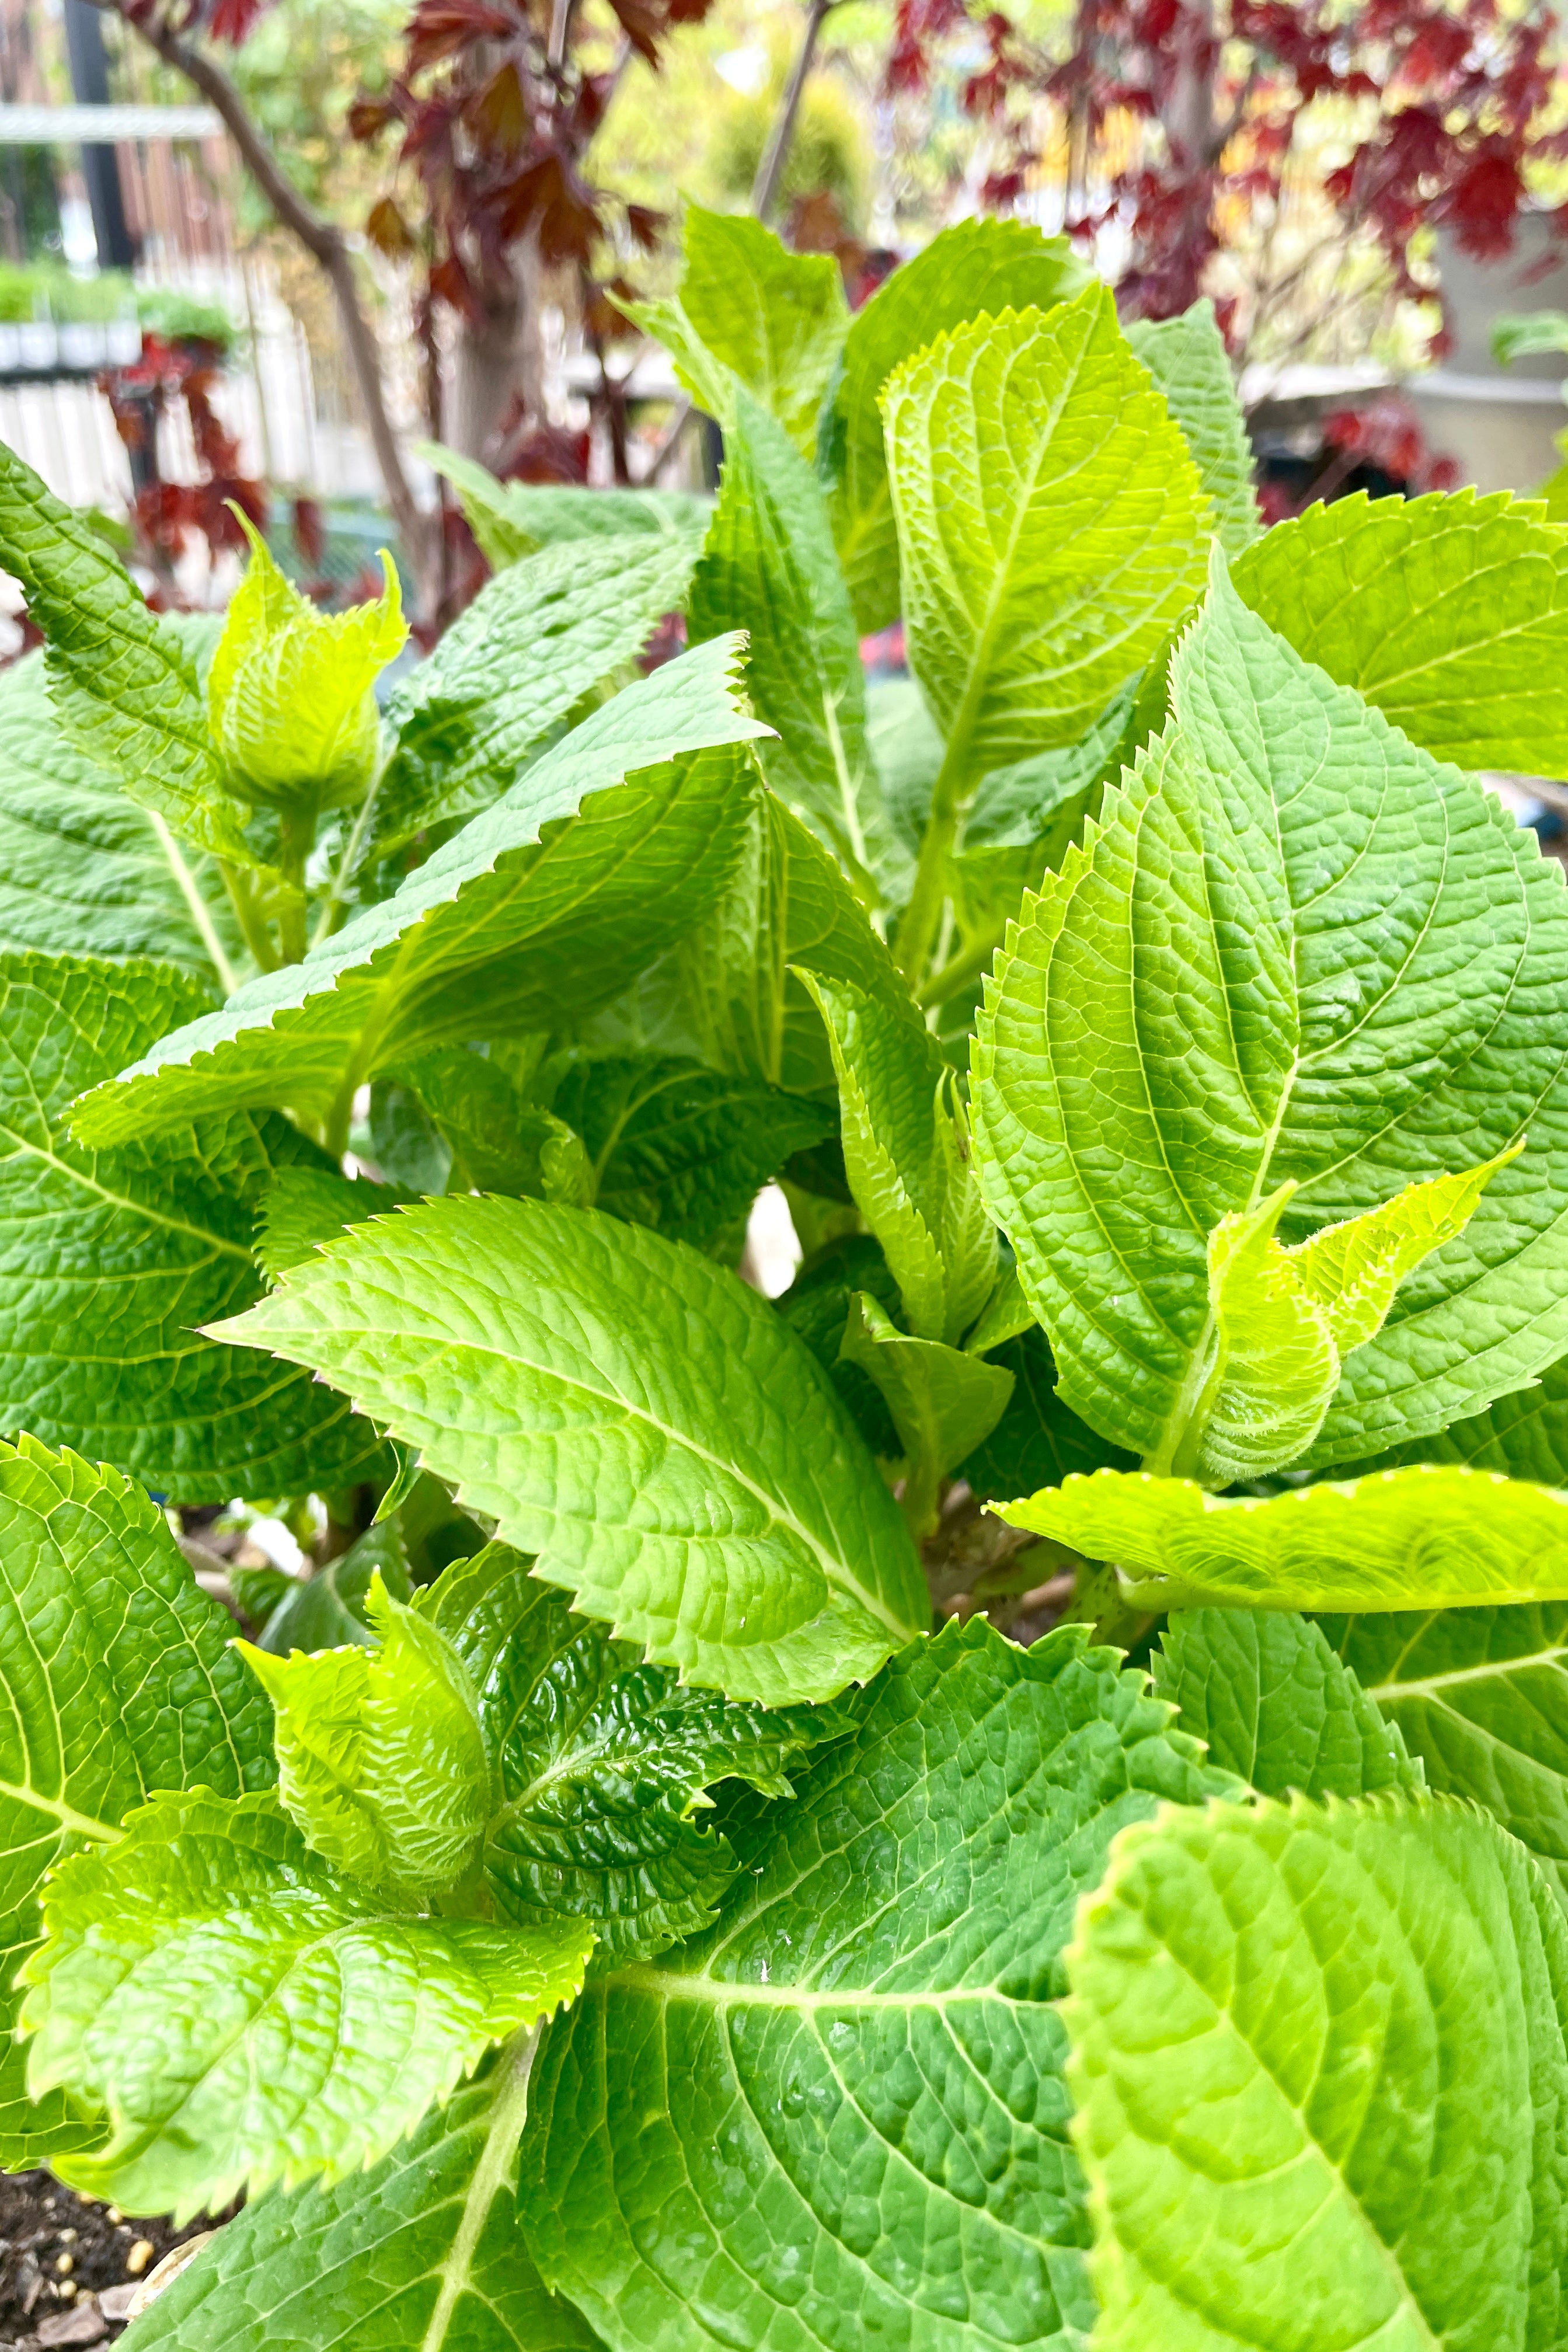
[419,437,709,567]
[374,529,706,854]
[799,968,995,1341]
[1001,1465,1568,1612]
[1494,310,1568,364]
[518,1615,1235,2352]
[1127,300,1259,559]
[0,437,248,862]
[393,1047,588,1200]
[208,1194,928,1705]
[839,1289,1013,1533]
[209,521,405,814]
[551,1052,831,1248]
[883,285,1211,772]
[677,789,911,1097]
[239,1573,489,1895]
[1341,1353,1568,1482]
[1322,1605,1568,1912]
[255,1517,414,1654]
[961,1256,1034,1355]
[255,1164,402,1282]
[0,1435,273,2170]
[1064,1792,1568,2350]
[21,1788,594,2222]
[74,642,769,1147]
[421,1543,847,1960]
[1152,1608,1420,1799]
[959,1325,1137,1504]
[689,383,904,904]
[1233,486,1568,779]
[973,558,1568,1472]
[773,1231,904,1458]
[0,951,384,1500]
[116,2037,603,2352]
[621,204,848,457]
[0,650,238,979]
[824,218,1090,632]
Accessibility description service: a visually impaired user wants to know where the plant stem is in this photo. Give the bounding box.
[751,0,834,224]
[219,860,278,974]
[918,922,1006,1010]
[277,804,317,967]
[895,731,971,987]
[148,810,239,995]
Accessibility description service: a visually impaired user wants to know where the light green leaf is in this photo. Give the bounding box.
[883,285,1211,775]
[799,967,996,1341]
[74,642,769,1147]
[0,437,247,862]
[1128,299,1259,558]
[866,673,944,852]
[1494,310,1568,364]
[395,1047,589,1201]
[1064,1792,1568,2350]
[422,1543,848,1961]
[839,1290,1013,1533]
[1322,1604,1568,1908]
[1152,1608,1420,1799]
[1343,1353,1568,1482]
[22,1789,594,2223]
[374,529,706,853]
[677,788,912,1097]
[419,437,708,568]
[689,381,903,904]
[0,1436,274,2170]
[116,2036,603,2352]
[255,1164,402,1282]
[0,951,384,1501]
[773,1232,904,1459]
[255,1517,414,1655]
[518,1615,1236,2352]
[960,1324,1137,1504]
[208,1194,928,1705]
[1233,486,1568,778]
[973,557,1568,1472]
[963,1256,1034,1355]
[210,521,405,815]
[551,1052,831,1248]
[1002,1465,1568,1612]
[621,204,847,457]
[0,650,238,978]
[824,218,1090,632]
[238,1573,488,1895]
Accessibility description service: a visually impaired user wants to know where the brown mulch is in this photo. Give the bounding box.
[0,2173,222,2348]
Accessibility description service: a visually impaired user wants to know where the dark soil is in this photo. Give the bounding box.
[0,2173,221,2348]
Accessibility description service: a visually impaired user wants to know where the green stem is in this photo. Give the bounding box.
[313,771,384,950]
[219,860,279,973]
[918,924,1007,1010]
[894,732,970,988]
[277,803,318,966]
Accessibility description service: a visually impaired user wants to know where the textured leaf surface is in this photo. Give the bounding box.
[839,1291,1013,1529]
[210,1195,928,1705]
[960,1326,1137,1504]
[1339,1352,1568,1483]
[0,652,235,975]
[419,438,709,567]
[689,385,903,901]
[623,205,847,457]
[518,1616,1234,2352]
[375,531,704,851]
[255,1519,413,1655]
[1003,1466,1568,1612]
[1153,1608,1420,1799]
[117,2037,602,2352]
[75,643,768,1144]
[972,561,1568,1470]
[0,439,245,860]
[1234,487,1568,778]
[800,968,995,1341]
[678,790,912,1097]
[1324,1604,1568,1908]
[1065,1793,1568,2351]
[23,1789,594,2222]
[552,1052,830,1247]
[1127,301,1259,559]
[239,1575,489,1894]
[884,287,1210,772]
[423,1545,845,1960]
[254,1166,401,1283]
[825,218,1089,632]
[0,1437,273,2169]
[0,952,383,1499]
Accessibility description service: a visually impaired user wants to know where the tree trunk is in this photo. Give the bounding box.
[449,239,545,463]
